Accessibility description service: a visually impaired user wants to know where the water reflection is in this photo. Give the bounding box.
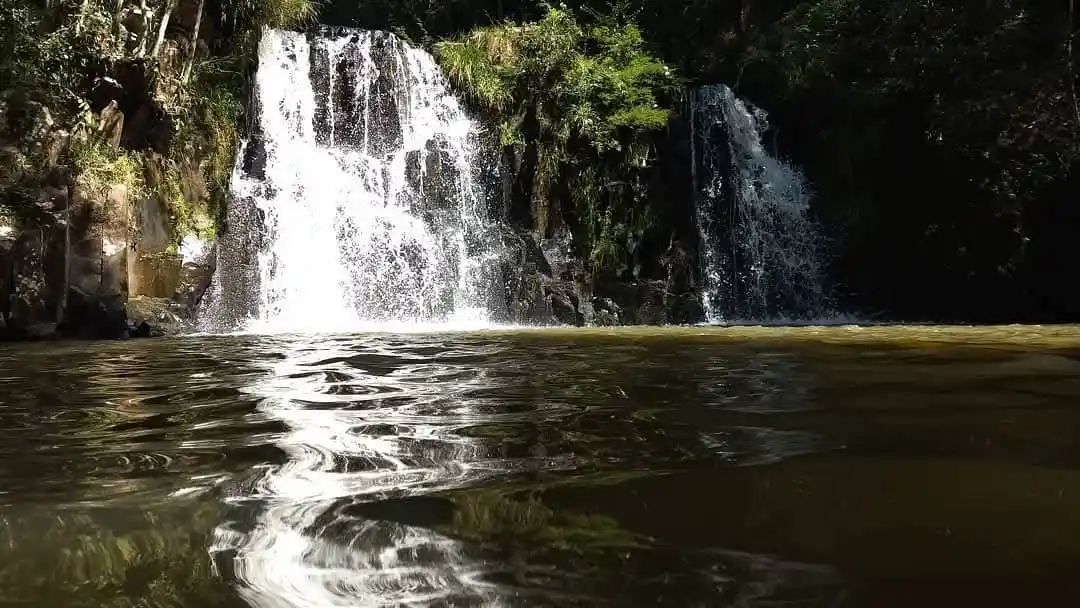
[209,333,841,606]
[4,327,1080,607]
[212,335,503,606]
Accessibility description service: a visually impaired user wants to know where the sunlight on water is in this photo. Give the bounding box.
[4,326,1080,606]
[211,334,586,606]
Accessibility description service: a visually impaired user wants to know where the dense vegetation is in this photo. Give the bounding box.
[715,0,1080,321]
[436,7,680,280]
[0,0,318,242]
[634,0,1080,321]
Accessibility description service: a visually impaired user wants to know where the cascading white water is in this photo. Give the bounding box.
[199,28,503,333]
[689,84,829,322]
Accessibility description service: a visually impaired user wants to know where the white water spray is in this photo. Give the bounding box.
[689,84,829,322]
[199,29,502,333]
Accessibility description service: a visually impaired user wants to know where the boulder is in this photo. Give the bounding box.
[64,288,127,339]
[666,292,705,325]
[98,100,124,149]
[127,296,194,337]
[591,297,621,326]
[544,279,584,326]
[506,270,555,325]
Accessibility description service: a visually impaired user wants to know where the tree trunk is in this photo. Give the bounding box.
[150,0,176,59]
[182,0,206,83]
[740,0,754,32]
[75,0,92,34]
[135,0,151,57]
[113,0,126,40]
[1069,0,1080,125]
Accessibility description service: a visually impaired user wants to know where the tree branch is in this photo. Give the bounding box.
[1069,0,1080,125]
[150,0,176,59]
[182,0,206,83]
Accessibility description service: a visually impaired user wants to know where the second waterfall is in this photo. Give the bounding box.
[200,28,503,333]
[690,85,830,323]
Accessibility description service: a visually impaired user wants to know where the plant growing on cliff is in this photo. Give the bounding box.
[70,136,150,203]
[436,5,679,280]
[2,0,321,240]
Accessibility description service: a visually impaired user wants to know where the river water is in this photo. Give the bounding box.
[2,326,1080,607]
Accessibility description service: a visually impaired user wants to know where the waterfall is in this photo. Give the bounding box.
[199,28,503,333]
[689,84,829,322]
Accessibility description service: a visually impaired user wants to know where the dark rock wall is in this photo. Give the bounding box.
[0,96,215,341]
[497,107,707,327]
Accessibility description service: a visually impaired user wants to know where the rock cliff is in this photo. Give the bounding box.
[0,95,215,340]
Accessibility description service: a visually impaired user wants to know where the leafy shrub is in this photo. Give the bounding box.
[437,5,679,278]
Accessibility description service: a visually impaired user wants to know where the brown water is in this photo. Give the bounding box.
[2,325,1080,607]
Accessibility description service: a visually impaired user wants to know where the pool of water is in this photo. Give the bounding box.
[2,325,1080,606]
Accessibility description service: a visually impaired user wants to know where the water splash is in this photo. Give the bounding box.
[199,28,503,334]
[689,84,829,322]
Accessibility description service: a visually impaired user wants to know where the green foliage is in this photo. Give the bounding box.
[438,8,676,150]
[70,136,150,202]
[153,159,217,241]
[437,5,678,278]
[200,87,242,193]
[250,0,322,29]
[0,0,118,116]
[436,30,517,110]
[0,0,300,247]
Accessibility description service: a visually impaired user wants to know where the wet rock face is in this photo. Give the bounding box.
[310,29,406,157]
[499,225,705,327]
[0,79,216,341]
[6,225,66,339]
[0,179,215,341]
[174,247,216,316]
[405,136,462,223]
[0,181,130,340]
[0,230,15,337]
[128,197,177,299]
[500,229,558,325]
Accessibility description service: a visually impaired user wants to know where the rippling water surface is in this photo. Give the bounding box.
[3,326,1080,607]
